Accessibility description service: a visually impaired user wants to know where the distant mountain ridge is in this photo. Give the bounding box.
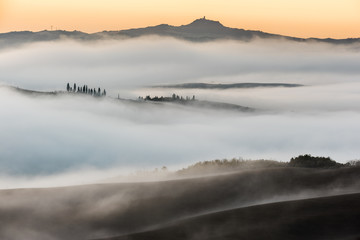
[1,17,359,48]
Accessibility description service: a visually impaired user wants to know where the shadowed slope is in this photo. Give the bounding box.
[0,168,359,239]
[101,193,360,240]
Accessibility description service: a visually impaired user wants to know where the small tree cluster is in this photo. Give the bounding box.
[289,154,340,168]
[139,93,195,102]
[66,83,106,97]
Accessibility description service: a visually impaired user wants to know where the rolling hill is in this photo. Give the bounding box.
[98,193,360,240]
[0,167,359,240]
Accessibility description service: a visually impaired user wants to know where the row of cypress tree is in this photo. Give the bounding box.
[66,83,106,96]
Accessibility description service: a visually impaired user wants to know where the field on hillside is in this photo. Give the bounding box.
[0,167,359,240]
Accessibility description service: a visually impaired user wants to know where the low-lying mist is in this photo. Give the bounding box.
[1,86,360,188]
[1,37,360,188]
[1,37,360,94]
[1,37,360,112]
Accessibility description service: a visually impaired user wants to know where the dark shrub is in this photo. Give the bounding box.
[289,154,340,168]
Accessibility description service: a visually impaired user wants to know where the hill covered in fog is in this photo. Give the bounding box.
[153,82,304,89]
[2,85,254,114]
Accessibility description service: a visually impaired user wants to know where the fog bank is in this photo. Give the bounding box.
[0,87,360,182]
[1,37,360,187]
[1,38,360,94]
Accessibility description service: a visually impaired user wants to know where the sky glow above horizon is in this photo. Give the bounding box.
[0,0,359,38]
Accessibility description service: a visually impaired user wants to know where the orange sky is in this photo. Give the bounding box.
[0,0,359,38]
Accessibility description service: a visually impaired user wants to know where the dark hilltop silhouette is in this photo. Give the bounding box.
[1,17,360,49]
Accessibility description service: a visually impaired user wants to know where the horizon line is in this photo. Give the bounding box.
[1,17,359,40]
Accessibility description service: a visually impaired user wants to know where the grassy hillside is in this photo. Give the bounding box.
[0,167,359,239]
[100,193,360,240]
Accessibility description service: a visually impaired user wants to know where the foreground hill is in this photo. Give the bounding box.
[1,18,359,49]
[99,193,360,240]
[0,167,359,239]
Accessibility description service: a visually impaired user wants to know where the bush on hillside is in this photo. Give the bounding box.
[289,154,340,168]
[345,160,360,167]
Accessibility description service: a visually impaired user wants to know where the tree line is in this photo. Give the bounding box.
[66,83,106,97]
[176,154,360,175]
[139,93,196,102]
